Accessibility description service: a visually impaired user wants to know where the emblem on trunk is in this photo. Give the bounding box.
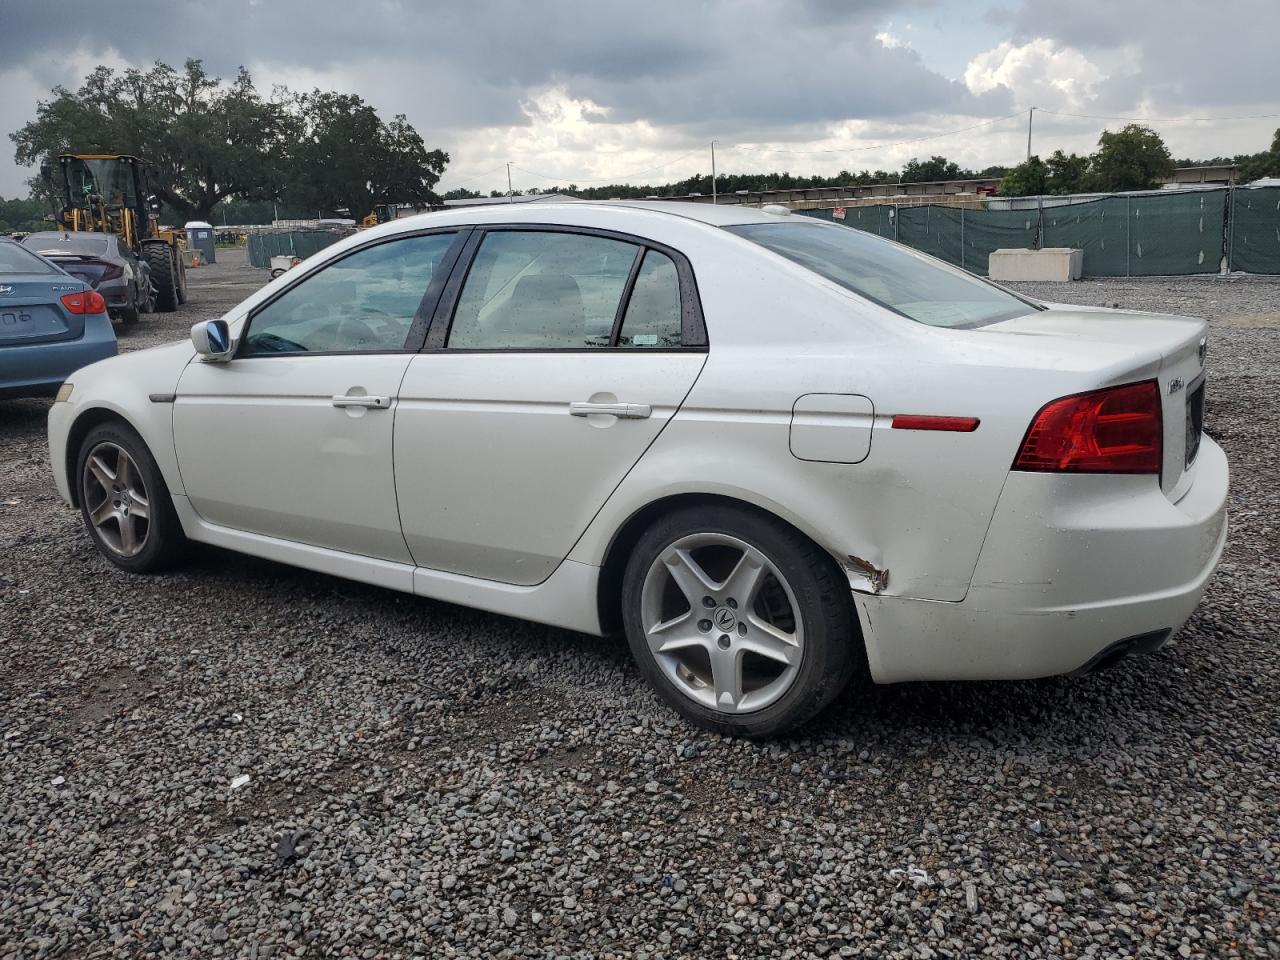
[0,284,13,296]
[1168,377,1184,395]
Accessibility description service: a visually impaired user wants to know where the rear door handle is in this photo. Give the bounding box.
[332,394,391,409]
[569,401,652,419]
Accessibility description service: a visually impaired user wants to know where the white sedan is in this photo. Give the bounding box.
[47,202,1228,737]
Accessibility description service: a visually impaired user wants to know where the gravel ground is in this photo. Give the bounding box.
[1,253,1277,959]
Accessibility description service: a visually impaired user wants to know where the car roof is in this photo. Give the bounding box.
[386,200,789,233]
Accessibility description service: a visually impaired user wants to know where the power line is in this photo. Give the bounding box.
[1038,108,1280,123]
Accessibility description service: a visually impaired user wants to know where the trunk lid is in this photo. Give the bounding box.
[0,274,89,347]
[41,255,114,288]
[985,307,1208,500]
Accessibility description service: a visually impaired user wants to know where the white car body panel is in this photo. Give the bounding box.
[173,354,414,562]
[47,201,1229,686]
[394,351,706,584]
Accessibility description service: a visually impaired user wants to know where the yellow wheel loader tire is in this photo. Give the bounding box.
[145,243,179,312]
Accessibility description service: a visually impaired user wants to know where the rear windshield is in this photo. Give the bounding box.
[24,233,110,256]
[0,242,59,275]
[726,220,1038,328]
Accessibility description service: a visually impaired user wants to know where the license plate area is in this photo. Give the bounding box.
[1185,377,1205,467]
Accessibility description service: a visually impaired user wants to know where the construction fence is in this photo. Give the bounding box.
[246,229,352,269]
[800,186,1280,277]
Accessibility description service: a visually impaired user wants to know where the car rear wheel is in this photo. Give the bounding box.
[116,284,140,325]
[622,504,859,737]
[76,422,187,573]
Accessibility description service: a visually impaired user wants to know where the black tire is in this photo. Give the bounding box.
[116,284,140,325]
[138,276,155,314]
[175,254,189,304]
[76,420,187,573]
[145,243,179,312]
[621,503,859,738]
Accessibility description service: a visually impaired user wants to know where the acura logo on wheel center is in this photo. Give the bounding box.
[714,606,737,631]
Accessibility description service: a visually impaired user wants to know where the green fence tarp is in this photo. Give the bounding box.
[801,189,1247,277]
[1229,186,1280,275]
[246,230,348,269]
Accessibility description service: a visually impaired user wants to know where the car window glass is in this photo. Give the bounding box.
[0,242,60,275]
[25,233,111,256]
[448,231,639,349]
[727,221,1037,329]
[618,250,682,347]
[242,233,456,355]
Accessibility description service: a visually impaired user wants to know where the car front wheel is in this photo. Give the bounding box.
[76,422,187,573]
[622,504,859,737]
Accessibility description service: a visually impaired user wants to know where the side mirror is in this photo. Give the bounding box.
[191,318,233,362]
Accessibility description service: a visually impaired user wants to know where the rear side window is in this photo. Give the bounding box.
[727,221,1038,328]
[0,242,58,275]
[242,232,456,355]
[618,250,682,347]
[448,231,639,349]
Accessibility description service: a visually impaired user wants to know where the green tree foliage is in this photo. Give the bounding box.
[283,91,448,221]
[1086,123,1174,191]
[899,155,964,183]
[1000,128,1172,197]
[1235,127,1280,182]
[1045,149,1089,194]
[999,156,1049,197]
[10,60,449,223]
[0,195,49,233]
[11,60,291,221]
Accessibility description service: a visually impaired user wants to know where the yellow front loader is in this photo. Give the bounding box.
[44,153,188,312]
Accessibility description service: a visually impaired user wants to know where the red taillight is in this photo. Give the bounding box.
[1013,380,1162,474]
[60,291,108,315]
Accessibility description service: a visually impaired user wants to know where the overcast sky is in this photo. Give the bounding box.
[2,0,1278,198]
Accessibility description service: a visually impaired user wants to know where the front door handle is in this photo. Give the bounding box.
[332,394,391,409]
[569,401,652,419]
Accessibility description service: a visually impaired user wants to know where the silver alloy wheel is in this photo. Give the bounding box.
[82,441,150,558]
[640,532,804,714]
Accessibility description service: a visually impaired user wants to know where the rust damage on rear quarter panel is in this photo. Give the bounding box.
[846,554,889,594]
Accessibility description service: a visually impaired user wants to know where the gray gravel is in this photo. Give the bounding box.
[2,254,1277,958]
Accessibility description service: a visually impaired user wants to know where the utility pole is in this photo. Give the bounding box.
[711,141,718,205]
[506,163,514,202]
[1026,106,1035,161]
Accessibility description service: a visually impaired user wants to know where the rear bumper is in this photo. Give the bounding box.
[857,436,1229,682]
[0,314,117,399]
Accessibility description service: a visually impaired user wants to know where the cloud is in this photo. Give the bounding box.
[964,38,1106,111]
[1,0,1276,197]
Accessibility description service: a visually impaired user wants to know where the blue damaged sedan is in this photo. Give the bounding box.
[0,237,117,399]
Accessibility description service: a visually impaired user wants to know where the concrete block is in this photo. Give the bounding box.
[989,248,1083,282]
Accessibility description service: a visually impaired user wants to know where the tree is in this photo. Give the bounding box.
[1085,123,1174,192]
[899,155,966,183]
[11,60,292,221]
[1045,149,1089,194]
[1235,127,1280,182]
[284,91,448,220]
[441,187,483,201]
[0,195,48,233]
[999,156,1049,197]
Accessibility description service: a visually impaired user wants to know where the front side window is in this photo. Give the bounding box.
[242,232,456,355]
[727,221,1038,329]
[448,231,640,349]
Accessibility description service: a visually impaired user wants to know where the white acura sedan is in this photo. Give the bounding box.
[47,202,1228,736]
